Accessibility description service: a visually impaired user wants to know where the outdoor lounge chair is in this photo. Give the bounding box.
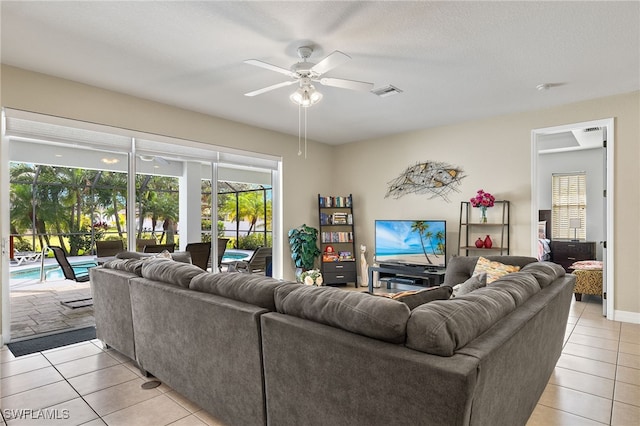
[96,239,125,257]
[231,246,272,275]
[143,243,175,253]
[185,242,212,270]
[48,246,93,309]
[136,238,157,252]
[12,251,42,266]
[216,238,230,272]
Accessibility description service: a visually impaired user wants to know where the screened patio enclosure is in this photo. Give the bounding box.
[9,162,273,257]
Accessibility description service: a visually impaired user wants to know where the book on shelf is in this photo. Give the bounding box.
[321,231,354,243]
[319,195,352,208]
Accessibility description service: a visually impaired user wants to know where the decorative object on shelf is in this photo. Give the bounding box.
[470,189,495,223]
[483,235,493,249]
[475,238,485,248]
[300,269,324,286]
[360,245,369,287]
[385,161,466,201]
[288,224,322,279]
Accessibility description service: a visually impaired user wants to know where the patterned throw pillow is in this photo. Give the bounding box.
[472,256,520,283]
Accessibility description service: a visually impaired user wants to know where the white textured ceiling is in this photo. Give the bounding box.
[1,1,638,145]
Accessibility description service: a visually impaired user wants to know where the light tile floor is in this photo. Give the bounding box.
[1,295,638,425]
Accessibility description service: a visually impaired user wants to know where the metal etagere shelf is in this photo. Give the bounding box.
[458,200,510,256]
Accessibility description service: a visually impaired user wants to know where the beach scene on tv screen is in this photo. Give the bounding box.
[375,220,446,267]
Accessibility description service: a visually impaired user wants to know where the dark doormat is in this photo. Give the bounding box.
[7,326,97,357]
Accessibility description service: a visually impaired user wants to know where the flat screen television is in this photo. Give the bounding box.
[374,220,447,268]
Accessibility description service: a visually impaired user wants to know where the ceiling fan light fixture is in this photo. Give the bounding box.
[290,85,323,107]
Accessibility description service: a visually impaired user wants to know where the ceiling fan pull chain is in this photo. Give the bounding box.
[298,104,302,156]
[304,106,308,159]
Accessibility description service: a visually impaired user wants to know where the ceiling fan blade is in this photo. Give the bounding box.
[319,77,374,92]
[244,80,297,97]
[311,50,351,75]
[244,59,296,77]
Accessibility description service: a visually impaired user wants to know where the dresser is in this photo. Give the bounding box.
[550,241,597,272]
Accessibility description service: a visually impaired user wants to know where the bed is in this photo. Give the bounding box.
[537,210,552,261]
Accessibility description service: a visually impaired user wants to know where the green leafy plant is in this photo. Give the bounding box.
[288,224,321,271]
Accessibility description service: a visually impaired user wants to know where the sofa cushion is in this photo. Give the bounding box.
[452,273,487,297]
[102,258,145,276]
[489,272,541,305]
[141,258,204,288]
[473,256,521,283]
[520,261,565,288]
[116,250,192,264]
[378,286,453,310]
[406,286,517,356]
[275,285,410,344]
[189,272,298,311]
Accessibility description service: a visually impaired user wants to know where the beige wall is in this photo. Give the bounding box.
[1,66,638,338]
[335,91,639,318]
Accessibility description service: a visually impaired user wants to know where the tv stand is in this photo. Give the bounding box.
[367,263,446,294]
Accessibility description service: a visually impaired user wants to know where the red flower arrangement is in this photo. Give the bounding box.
[470,190,495,223]
[470,189,495,208]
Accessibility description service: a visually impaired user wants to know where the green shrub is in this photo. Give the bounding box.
[238,233,272,250]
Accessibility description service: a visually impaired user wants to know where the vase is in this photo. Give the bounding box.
[475,238,484,248]
[484,235,493,249]
[480,206,488,223]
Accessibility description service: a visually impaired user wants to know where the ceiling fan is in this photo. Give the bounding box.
[244,45,374,104]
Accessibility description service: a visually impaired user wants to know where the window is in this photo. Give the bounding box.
[551,172,586,240]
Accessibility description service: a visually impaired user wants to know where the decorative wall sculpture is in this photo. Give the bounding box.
[385,161,465,201]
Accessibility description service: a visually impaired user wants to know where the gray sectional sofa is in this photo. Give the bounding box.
[89,254,574,426]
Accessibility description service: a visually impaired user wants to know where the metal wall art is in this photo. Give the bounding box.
[385,161,465,201]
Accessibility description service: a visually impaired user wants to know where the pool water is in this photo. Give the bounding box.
[11,262,98,280]
[11,250,250,280]
[222,252,249,261]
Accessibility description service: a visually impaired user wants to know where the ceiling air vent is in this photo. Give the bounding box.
[371,85,403,97]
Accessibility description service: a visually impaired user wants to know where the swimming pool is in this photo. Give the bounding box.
[10,261,98,281]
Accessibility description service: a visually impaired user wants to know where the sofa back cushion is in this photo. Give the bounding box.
[275,286,410,344]
[189,272,298,311]
[406,286,519,356]
[116,250,192,264]
[520,261,565,288]
[489,272,541,306]
[102,258,145,276]
[141,258,204,288]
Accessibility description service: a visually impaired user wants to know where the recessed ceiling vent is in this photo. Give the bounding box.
[583,127,601,132]
[371,85,403,97]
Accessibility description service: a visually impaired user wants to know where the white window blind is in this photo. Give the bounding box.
[552,172,586,240]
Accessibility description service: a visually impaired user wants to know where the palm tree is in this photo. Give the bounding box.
[94,171,128,239]
[410,221,433,264]
[435,230,446,255]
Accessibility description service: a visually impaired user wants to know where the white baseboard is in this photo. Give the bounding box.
[613,309,640,324]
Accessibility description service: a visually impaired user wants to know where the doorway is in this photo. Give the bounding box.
[531,118,614,318]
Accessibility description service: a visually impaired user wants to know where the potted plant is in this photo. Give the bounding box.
[288,224,322,280]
